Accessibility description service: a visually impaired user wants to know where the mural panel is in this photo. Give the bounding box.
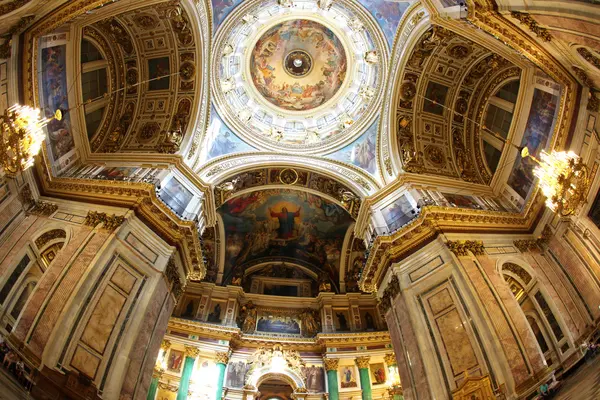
[250,20,347,111]
[441,193,482,209]
[381,195,416,232]
[218,189,353,286]
[40,44,75,162]
[326,119,377,175]
[357,0,409,48]
[167,349,184,373]
[507,88,559,199]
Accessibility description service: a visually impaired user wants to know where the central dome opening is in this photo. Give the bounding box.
[250,19,347,112]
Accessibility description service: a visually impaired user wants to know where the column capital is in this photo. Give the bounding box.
[215,351,230,364]
[384,353,397,366]
[152,366,165,379]
[354,356,370,369]
[184,345,200,358]
[446,240,484,256]
[323,357,339,371]
[161,339,171,350]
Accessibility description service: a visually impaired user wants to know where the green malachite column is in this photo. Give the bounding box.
[384,353,404,400]
[214,351,230,400]
[146,368,163,400]
[324,358,340,400]
[177,346,199,400]
[355,356,372,400]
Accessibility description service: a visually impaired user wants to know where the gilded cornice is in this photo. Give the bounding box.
[35,148,206,279]
[359,194,544,292]
[316,331,391,347]
[168,318,240,341]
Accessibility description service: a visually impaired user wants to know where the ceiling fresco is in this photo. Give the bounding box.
[325,118,378,176]
[218,189,354,289]
[250,19,348,112]
[357,0,409,48]
[202,106,256,162]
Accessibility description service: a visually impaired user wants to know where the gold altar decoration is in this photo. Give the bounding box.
[246,344,306,383]
[323,358,339,371]
[355,356,371,369]
[0,104,49,177]
[531,150,589,216]
[451,373,494,400]
[185,346,201,358]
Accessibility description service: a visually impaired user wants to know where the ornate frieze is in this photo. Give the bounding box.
[323,358,339,371]
[355,356,371,369]
[502,263,532,285]
[0,16,34,58]
[577,48,600,71]
[510,11,552,42]
[83,211,125,231]
[446,240,485,257]
[0,0,31,16]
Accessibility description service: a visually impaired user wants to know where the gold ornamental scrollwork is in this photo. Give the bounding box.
[323,358,339,371]
[355,356,371,369]
[510,11,552,42]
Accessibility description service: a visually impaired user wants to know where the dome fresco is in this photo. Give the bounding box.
[250,19,348,112]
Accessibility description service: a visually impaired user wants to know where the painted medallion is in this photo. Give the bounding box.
[250,19,347,112]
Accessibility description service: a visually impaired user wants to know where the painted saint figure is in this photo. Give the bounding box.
[269,206,300,239]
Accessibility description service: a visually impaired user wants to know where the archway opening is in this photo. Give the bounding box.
[257,378,294,400]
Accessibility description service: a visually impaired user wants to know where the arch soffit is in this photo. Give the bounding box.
[32,226,71,252]
[250,369,304,390]
[494,255,537,284]
[243,262,319,280]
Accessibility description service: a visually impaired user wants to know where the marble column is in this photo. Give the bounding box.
[146,367,164,400]
[324,358,340,400]
[355,356,372,400]
[215,351,230,400]
[177,346,200,400]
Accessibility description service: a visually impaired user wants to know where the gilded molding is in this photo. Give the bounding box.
[166,257,184,301]
[577,48,600,71]
[355,356,371,369]
[184,345,200,358]
[0,0,31,16]
[510,11,552,42]
[323,358,339,371]
[446,240,484,257]
[513,239,538,253]
[84,211,125,231]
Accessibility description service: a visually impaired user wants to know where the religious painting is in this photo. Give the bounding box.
[179,297,199,319]
[360,309,377,331]
[160,178,193,216]
[339,365,358,388]
[423,81,449,116]
[218,189,353,287]
[205,108,255,161]
[381,195,416,232]
[326,120,377,175]
[256,311,301,335]
[334,309,351,332]
[358,0,409,48]
[212,0,244,31]
[441,193,482,210]
[40,44,75,162]
[303,365,325,392]
[507,88,559,199]
[226,361,249,388]
[206,300,226,323]
[167,349,184,373]
[588,189,600,229]
[370,363,387,385]
[249,20,347,111]
[95,167,138,181]
[148,57,170,91]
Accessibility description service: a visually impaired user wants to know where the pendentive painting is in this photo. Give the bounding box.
[381,195,416,232]
[326,119,377,175]
[339,365,358,388]
[250,19,347,111]
[218,189,353,287]
[40,44,75,162]
[148,57,170,91]
[205,107,255,161]
[212,0,244,31]
[507,88,559,199]
[160,178,193,216]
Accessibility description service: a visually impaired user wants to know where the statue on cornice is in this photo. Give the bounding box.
[299,309,320,338]
[238,301,257,334]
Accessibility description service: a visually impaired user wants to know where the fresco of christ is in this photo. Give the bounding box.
[269,206,300,239]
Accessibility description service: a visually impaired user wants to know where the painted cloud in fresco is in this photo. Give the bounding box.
[203,106,255,162]
[211,0,244,32]
[325,119,377,175]
[357,0,409,48]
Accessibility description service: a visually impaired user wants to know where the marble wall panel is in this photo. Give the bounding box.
[26,230,111,356]
[548,236,600,320]
[459,257,531,386]
[435,308,478,376]
[71,344,101,379]
[80,285,127,354]
[111,265,137,294]
[476,255,546,375]
[0,197,23,236]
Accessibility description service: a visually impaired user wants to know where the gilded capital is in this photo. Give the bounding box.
[384,353,397,366]
[215,351,230,364]
[185,345,200,358]
[355,356,370,369]
[446,240,484,256]
[323,358,339,371]
[152,366,165,379]
[161,340,171,351]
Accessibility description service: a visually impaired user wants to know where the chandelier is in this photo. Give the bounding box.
[0,104,50,177]
[530,149,589,216]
